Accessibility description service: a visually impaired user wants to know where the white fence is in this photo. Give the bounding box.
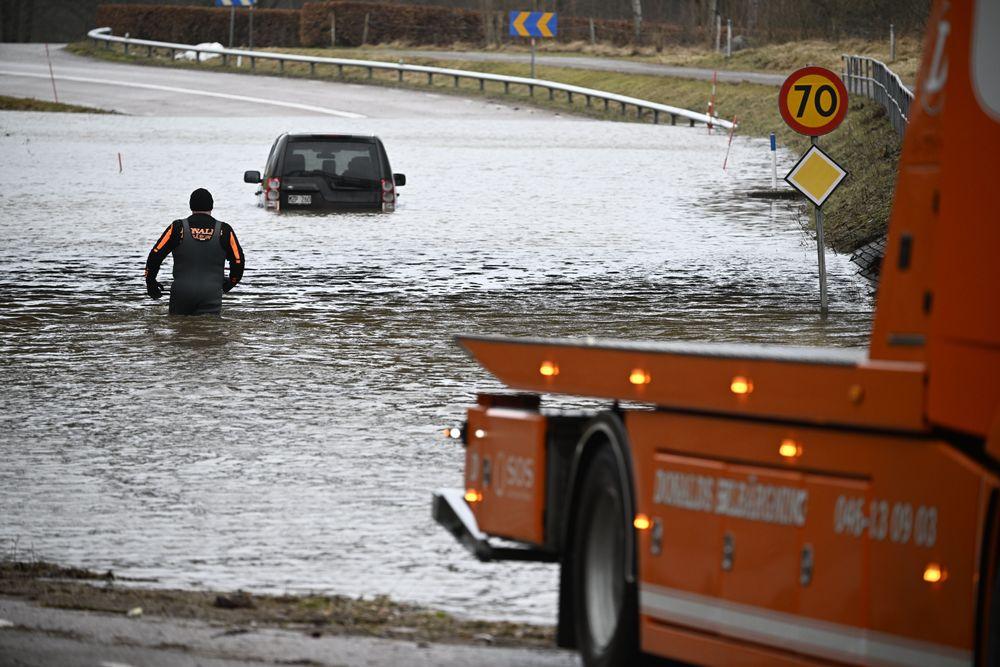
[87,27,733,129]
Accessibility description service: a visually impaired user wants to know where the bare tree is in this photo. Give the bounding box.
[630,0,641,42]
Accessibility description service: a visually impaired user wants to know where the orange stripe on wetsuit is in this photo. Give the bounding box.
[153,224,173,252]
[229,233,241,264]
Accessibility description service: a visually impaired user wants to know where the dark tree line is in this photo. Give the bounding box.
[2,0,929,44]
[418,0,930,41]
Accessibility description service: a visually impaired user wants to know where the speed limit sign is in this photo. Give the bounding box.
[779,66,848,136]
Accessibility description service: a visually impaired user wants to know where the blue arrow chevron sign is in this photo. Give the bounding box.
[215,0,256,6]
[509,11,558,38]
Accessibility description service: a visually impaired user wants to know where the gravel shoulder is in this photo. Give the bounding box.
[0,561,577,667]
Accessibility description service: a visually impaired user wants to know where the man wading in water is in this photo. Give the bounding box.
[145,188,245,315]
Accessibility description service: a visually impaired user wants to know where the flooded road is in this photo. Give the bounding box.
[0,110,872,625]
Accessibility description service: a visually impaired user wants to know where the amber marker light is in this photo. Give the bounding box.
[730,376,753,395]
[464,489,483,504]
[539,361,559,377]
[629,369,652,385]
[633,514,651,530]
[779,439,802,459]
[923,563,947,583]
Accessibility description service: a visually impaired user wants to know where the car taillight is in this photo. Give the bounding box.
[380,178,394,203]
[266,177,281,201]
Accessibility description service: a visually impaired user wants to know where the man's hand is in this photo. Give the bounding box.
[146,280,163,300]
[222,278,234,294]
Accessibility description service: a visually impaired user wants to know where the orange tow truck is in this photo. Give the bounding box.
[432,1,1000,665]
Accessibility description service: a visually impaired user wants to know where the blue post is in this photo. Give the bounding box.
[770,132,777,189]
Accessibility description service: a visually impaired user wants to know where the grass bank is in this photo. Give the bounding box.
[0,94,112,114]
[391,35,922,87]
[0,559,552,647]
[69,41,902,253]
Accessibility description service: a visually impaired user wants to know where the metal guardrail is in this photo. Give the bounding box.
[88,27,732,129]
[842,54,913,137]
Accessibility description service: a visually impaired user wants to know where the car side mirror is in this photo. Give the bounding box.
[393,173,406,187]
[244,170,261,184]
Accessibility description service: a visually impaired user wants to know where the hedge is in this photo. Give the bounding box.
[558,16,686,47]
[301,1,683,48]
[94,3,684,50]
[301,2,484,48]
[94,5,301,47]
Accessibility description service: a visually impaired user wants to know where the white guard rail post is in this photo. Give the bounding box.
[88,27,733,130]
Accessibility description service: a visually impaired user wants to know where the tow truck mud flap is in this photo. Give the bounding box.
[432,488,556,563]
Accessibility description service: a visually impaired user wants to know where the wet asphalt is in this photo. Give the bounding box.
[0,43,548,118]
[0,597,579,666]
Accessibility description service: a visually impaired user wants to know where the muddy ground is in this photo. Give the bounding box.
[0,560,554,648]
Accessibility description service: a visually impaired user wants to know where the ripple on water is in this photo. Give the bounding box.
[0,112,872,623]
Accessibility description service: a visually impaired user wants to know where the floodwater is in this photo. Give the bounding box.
[0,112,872,624]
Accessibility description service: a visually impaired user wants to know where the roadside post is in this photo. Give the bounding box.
[778,66,849,317]
[44,43,58,103]
[214,0,256,48]
[770,133,777,188]
[510,11,557,79]
[722,115,738,170]
[706,70,717,132]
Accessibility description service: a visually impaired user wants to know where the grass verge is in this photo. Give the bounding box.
[658,36,921,86]
[357,35,922,86]
[0,94,113,114]
[0,559,553,647]
[68,40,902,253]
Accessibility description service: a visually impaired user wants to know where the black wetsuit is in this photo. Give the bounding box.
[145,214,245,315]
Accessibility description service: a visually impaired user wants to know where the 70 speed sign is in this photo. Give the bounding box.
[779,66,848,136]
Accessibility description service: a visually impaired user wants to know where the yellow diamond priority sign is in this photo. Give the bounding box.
[784,144,847,207]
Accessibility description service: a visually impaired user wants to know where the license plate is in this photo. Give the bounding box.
[287,194,312,205]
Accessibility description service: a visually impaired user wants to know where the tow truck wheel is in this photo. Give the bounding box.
[572,444,639,667]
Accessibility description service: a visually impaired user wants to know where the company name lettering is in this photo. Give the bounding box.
[653,470,808,527]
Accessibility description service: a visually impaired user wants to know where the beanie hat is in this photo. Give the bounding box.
[189,188,214,212]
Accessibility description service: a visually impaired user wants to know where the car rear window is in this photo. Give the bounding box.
[282,141,380,186]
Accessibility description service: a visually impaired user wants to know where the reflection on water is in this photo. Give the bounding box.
[0,112,871,623]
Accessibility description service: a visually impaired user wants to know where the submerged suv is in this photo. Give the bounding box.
[244,134,406,213]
